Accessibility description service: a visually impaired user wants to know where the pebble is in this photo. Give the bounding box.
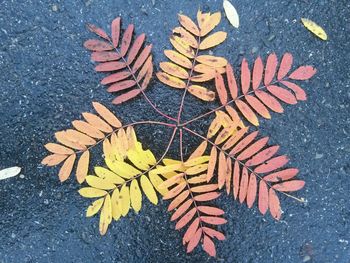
[315,153,324,159]
[51,4,59,12]
[19,174,25,179]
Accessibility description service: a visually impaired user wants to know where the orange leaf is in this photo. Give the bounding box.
[258,180,269,215]
[173,26,198,48]
[280,81,307,101]
[156,72,186,89]
[289,65,316,80]
[267,85,297,105]
[183,218,200,244]
[168,190,190,211]
[190,73,215,82]
[199,31,227,49]
[44,143,74,155]
[171,199,193,221]
[241,58,251,94]
[82,112,113,133]
[58,154,76,182]
[164,50,192,69]
[277,53,293,80]
[163,182,187,200]
[206,147,217,182]
[92,102,122,128]
[175,207,196,230]
[246,174,257,208]
[203,227,225,240]
[194,191,220,202]
[235,100,259,126]
[203,235,216,257]
[188,141,207,160]
[237,137,269,161]
[76,150,90,183]
[200,216,227,225]
[170,36,195,58]
[269,188,281,220]
[196,55,227,67]
[191,184,218,193]
[72,120,105,139]
[159,62,189,79]
[254,155,289,173]
[188,85,215,101]
[255,90,284,113]
[215,73,228,105]
[246,145,280,166]
[229,131,259,155]
[264,53,278,86]
[263,168,299,182]
[197,206,224,216]
[55,131,86,151]
[226,64,238,99]
[41,154,68,166]
[178,14,200,36]
[232,160,240,200]
[239,167,249,203]
[65,129,96,146]
[272,180,305,192]
[199,11,221,37]
[218,151,227,189]
[194,64,225,75]
[245,95,271,119]
[252,56,263,90]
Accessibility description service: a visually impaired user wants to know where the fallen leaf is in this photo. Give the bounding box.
[301,18,327,41]
[0,166,21,180]
[223,0,239,28]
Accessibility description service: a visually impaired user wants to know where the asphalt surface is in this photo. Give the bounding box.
[0,0,349,262]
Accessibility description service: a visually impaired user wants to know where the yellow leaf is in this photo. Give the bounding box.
[144,149,156,165]
[117,128,128,158]
[164,50,192,69]
[223,0,240,28]
[130,179,142,213]
[110,132,123,161]
[178,14,200,36]
[159,62,189,79]
[199,31,227,50]
[85,175,116,190]
[111,188,122,220]
[186,163,208,175]
[185,156,210,167]
[126,126,137,150]
[86,198,104,217]
[199,12,221,36]
[169,36,195,58]
[119,184,130,216]
[159,173,185,189]
[105,159,140,179]
[152,163,183,175]
[149,173,168,196]
[127,148,150,170]
[187,173,207,184]
[140,175,158,205]
[76,150,89,183]
[301,18,328,40]
[94,166,125,184]
[99,194,112,235]
[79,187,107,198]
[207,116,222,138]
[163,158,182,165]
[103,138,113,160]
[156,72,186,89]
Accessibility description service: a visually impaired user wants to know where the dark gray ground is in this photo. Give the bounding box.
[0,0,349,262]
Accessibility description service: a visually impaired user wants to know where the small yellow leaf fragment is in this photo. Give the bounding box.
[86,198,104,217]
[79,187,107,198]
[119,184,130,216]
[301,18,328,40]
[111,188,121,220]
[140,175,158,205]
[99,194,112,235]
[130,179,142,213]
[223,0,240,28]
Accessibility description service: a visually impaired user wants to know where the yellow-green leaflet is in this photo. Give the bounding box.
[99,194,112,235]
[301,18,328,40]
[111,188,121,220]
[105,159,141,178]
[79,187,107,198]
[140,175,158,204]
[130,179,142,212]
[94,166,125,184]
[223,0,239,28]
[86,175,116,190]
[119,184,130,216]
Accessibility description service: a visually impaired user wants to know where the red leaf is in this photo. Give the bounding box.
[241,58,251,94]
[289,65,316,80]
[277,53,293,80]
[245,95,271,119]
[127,33,146,65]
[269,188,281,220]
[280,80,307,101]
[194,192,220,202]
[267,85,297,105]
[203,227,225,240]
[200,216,227,225]
[207,147,217,182]
[255,90,284,113]
[225,157,232,195]
[237,137,269,161]
[95,61,126,72]
[175,207,196,230]
[84,39,113,51]
[246,145,280,166]
[171,199,193,221]
[203,235,216,257]
[252,56,263,90]
[239,167,249,203]
[132,44,153,72]
[112,89,142,105]
[264,53,278,86]
[111,17,121,48]
[183,218,200,244]
[272,180,305,192]
[215,73,228,105]
[254,155,289,173]
[258,180,269,215]
[107,80,136,92]
[91,51,120,62]
[101,71,131,85]
[229,131,259,155]
[87,23,110,41]
[218,151,227,189]
[264,168,299,182]
[120,24,134,56]
[222,126,249,150]
[187,229,202,253]
[235,100,259,126]
[226,64,238,99]
[246,173,257,208]
[233,160,240,200]
[197,206,225,216]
